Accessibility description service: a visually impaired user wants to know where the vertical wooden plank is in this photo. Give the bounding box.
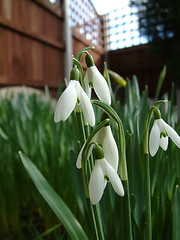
[0,28,7,82]
[30,1,43,34]
[0,0,102,91]
[0,28,12,84]
[1,0,12,20]
[31,40,44,85]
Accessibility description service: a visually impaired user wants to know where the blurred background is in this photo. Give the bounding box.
[0,0,179,98]
[0,0,179,239]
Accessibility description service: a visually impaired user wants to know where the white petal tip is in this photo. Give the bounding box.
[76,162,82,169]
[116,184,125,197]
[149,151,156,157]
[90,199,99,205]
[54,116,60,123]
[89,121,95,127]
[120,189,125,197]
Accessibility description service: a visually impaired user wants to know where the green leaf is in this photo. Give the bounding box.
[172,185,180,240]
[19,151,89,240]
[35,223,62,240]
[0,127,8,140]
[155,65,167,100]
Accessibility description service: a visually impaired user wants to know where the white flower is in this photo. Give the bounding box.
[149,118,180,156]
[84,72,92,99]
[76,125,119,170]
[54,80,95,127]
[84,66,111,105]
[89,158,124,205]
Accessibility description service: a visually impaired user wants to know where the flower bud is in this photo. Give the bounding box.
[94,144,104,159]
[70,66,79,81]
[85,53,94,67]
[153,107,161,119]
[108,70,126,87]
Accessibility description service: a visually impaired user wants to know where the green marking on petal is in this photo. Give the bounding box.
[104,175,109,181]
[94,145,104,159]
[89,82,93,87]
[160,132,167,138]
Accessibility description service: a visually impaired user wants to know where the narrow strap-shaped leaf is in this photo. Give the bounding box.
[172,185,180,240]
[155,65,167,100]
[19,151,89,240]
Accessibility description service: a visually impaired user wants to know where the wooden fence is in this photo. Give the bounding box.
[107,44,172,97]
[0,0,173,98]
[0,0,104,95]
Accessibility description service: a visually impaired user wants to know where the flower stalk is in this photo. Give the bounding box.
[77,114,107,240]
[91,99,133,240]
[143,99,168,240]
[145,152,151,240]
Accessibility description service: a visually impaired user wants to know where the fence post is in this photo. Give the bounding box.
[63,0,73,82]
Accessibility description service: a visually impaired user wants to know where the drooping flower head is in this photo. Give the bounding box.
[76,123,119,171]
[149,107,180,156]
[89,144,124,205]
[54,66,95,127]
[84,53,111,105]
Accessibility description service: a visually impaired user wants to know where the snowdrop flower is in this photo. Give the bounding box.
[84,53,111,105]
[54,67,95,127]
[76,124,119,171]
[149,108,180,156]
[89,145,124,205]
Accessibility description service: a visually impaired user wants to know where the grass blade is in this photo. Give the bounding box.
[155,65,167,100]
[19,151,89,240]
[172,185,180,240]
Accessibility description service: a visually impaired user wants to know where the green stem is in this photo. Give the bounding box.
[91,100,133,239]
[144,153,152,240]
[144,100,168,154]
[84,124,105,240]
[123,180,133,240]
[72,57,85,90]
[117,117,132,240]
[143,100,167,240]
[76,46,95,61]
[78,113,106,240]
[89,202,100,240]
[93,204,105,240]
[81,118,110,168]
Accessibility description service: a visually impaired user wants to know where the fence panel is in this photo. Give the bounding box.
[0,0,105,93]
[70,0,104,49]
[70,0,104,69]
[0,0,64,92]
[107,45,171,97]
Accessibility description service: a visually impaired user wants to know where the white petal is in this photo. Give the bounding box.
[89,66,111,105]
[103,126,119,171]
[84,72,92,98]
[149,120,160,156]
[96,126,119,171]
[76,144,84,169]
[76,82,95,127]
[159,136,168,151]
[104,160,124,197]
[160,119,180,149]
[54,80,77,123]
[156,118,164,132]
[76,133,97,169]
[76,142,94,169]
[89,160,107,205]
